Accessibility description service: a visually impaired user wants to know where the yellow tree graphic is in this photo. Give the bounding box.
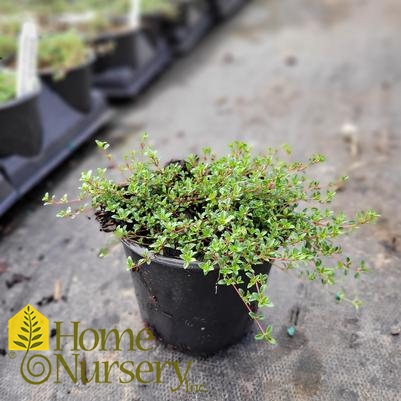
[8,304,51,384]
[13,305,44,350]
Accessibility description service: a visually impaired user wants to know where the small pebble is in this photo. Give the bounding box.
[341,122,358,137]
[287,326,296,337]
[223,53,235,64]
[285,54,297,66]
[390,325,400,336]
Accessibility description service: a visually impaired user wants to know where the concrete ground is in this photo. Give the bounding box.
[1,0,401,399]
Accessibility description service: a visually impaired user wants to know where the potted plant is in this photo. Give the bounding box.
[141,0,213,54]
[38,30,94,113]
[0,69,43,157]
[45,0,170,97]
[44,136,378,355]
[86,3,164,75]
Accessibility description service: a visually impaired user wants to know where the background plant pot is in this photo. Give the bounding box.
[40,58,93,113]
[0,90,43,158]
[142,1,213,54]
[208,0,247,19]
[123,240,272,356]
[93,28,138,72]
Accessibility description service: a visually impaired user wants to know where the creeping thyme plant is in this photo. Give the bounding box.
[44,135,378,343]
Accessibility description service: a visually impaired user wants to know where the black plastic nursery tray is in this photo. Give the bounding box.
[209,0,249,19]
[0,86,112,216]
[93,31,171,99]
[0,174,18,217]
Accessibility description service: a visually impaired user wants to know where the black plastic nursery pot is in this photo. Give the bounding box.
[40,57,93,114]
[208,0,248,19]
[92,27,171,98]
[143,1,213,54]
[123,240,272,356]
[93,28,138,73]
[0,89,43,158]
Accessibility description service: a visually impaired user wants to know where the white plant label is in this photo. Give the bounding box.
[129,0,141,30]
[16,21,38,98]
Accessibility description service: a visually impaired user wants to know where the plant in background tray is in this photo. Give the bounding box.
[38,30,90,80]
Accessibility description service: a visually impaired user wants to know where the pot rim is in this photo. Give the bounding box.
[0,84,41,111]
[39,51,95,77]
[93,25,141,43]
[121,238,273,271]
[121,238,204,270]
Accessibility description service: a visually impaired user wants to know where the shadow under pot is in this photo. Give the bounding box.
[93,28,146,73]
[122,240,272,356]
[40,57,94,114]
[0,89,43,158]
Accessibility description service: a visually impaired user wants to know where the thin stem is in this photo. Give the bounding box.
[231,284,265,335]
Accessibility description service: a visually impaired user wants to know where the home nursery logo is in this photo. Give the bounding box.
[8,305,206,393]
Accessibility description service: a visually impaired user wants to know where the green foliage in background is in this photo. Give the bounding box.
[0,36,17,65]
[44,135,378,343]
[140,0,178,17]
[0,69,16,103]
[38,31,89,79]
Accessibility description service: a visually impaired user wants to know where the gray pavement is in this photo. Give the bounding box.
[1,0,401,399]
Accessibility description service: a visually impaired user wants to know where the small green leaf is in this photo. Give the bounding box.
[95,140,110,150]
[30,342,43,349]
[127,256,134,271]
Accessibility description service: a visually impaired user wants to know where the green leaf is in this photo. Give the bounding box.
[95,140,110,150]
[254,333,264,341]
[32,327,40,333]
[127,256,134,271]
[13,341,27,349]
[30,342,43,349]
